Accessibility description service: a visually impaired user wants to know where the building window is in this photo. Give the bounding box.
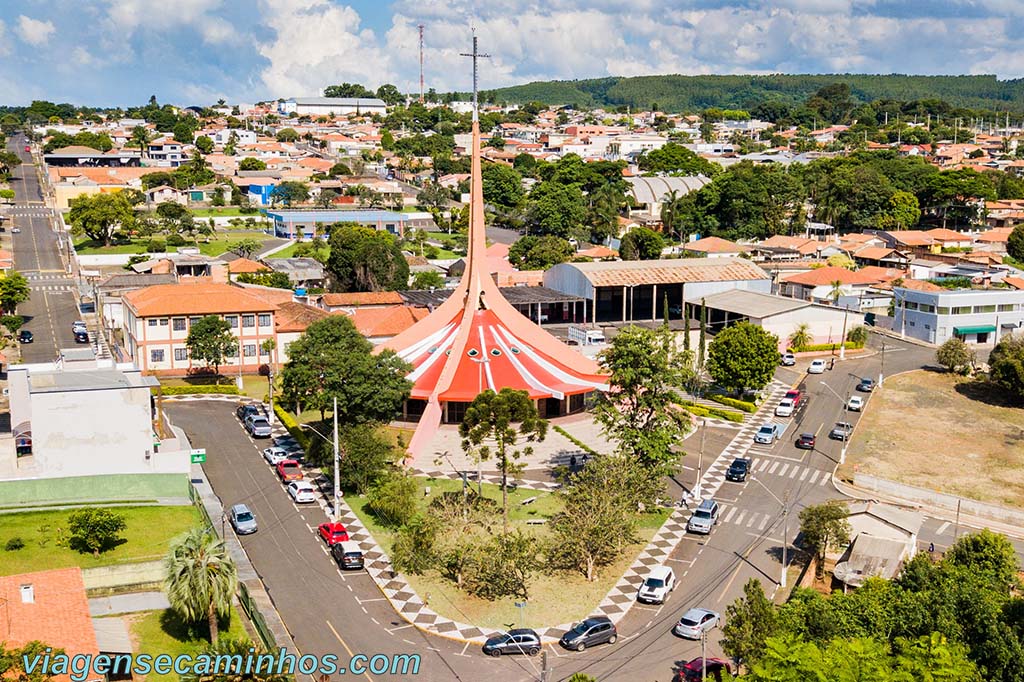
[159,318,169,326]
[190,317,201,326]
[148,319,158,327]
[150,349,165,363]
[904,301,918,311]
[226,315,238,329]
[937,307,950,315]
[952,306,972,315]
[998,304,1016,312]
[260,343,271,356]
[258,313,271,327]
[242,314,255,328]
[974,305,997,314]
[919,304,935,313]
[172,318,186,331]
[244,344,256,357]
[174,348,188,361]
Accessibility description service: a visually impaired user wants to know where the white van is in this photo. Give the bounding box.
[636,565,675,604]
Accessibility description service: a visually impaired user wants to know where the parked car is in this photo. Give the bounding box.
[287,480,317,504]
[10,228,19,234]
[262,446,291,465]
[276,459,302,482]
[17,329,33,344]
[687,499,720,534]
[795,433,816,450]
[848,396,864,412]
[857,378,875,392]
[482,629,541,657]
[73,330,89,344]
[829,422,854,440]
[24,145,30,152]
[228,503,258,535]
[637,566,675,604]
[754,423,782,445]
[318,522,350,545]
[775,398,795,417]
[808,359,827,374]
[559,616,617,651]
[725,458,750,482]
[331,540,364,570]
[674,657,735,682]
[780,352,796,366]
[673,607,721,639]
[245,415,272,438]
[236,403,261,421]
[72,321,87,332]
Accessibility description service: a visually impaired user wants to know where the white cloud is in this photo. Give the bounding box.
[17,15,56,47]
[0,20,9,56]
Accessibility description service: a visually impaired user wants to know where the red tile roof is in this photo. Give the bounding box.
[341,306,430,337]
[782,265,884,287]
[856,266,904,282]
[683,236,743,254]
[275,301,329,332]
[227,258,270,274]
[124,281,277,317]
[1004,276,1024,290]
[320,291,405,307]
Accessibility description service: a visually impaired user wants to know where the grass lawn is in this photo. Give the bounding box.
[346,476,671,629]
[127,607,249,682]
[0,506,201,576]
[159,375,272,401]
[190,208,254,218]
[74,231,271,257]
[842,369,1024,507]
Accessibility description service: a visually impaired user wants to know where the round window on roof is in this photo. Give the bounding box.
[490,349,502,356]
[467,348,479,357]
[510,347,521,355]
[428,346,437,354]
[445,349,451,356]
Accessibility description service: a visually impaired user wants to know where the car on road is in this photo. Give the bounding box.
[559,616,617,651]
[73,330,89,344]
[331,541,364,570]
[857,378,875,392]
[11,228,20,234]
[637,566,675,604]
[829,422,854,440]
[482,629,541,657]
[785,389,803,407]
[780,352,796,366]
[275,459,302,482]
[244,415,272,438]
[754,423,782,445]
[317,522,350,546]
[287,480,317,504]
[848,396,864,412]
[72,321,87,332]
[236,403,261,421]
[673,607,721,639]
[228,503,258,535]
[775,398,795,417]
[686,499,720,534]
[725,458,750,482]
[796,433,816,450]
[674,657,734,682]
[808,359,827,374]
[24,145,30,152]
[262,446,290,465]
[17,330,33,344]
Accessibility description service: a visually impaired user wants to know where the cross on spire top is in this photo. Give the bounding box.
[459,32,489,122]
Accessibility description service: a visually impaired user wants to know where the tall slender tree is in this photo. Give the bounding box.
[164,528,238,643]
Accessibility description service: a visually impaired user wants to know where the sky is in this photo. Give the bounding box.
[2,0,1024,107]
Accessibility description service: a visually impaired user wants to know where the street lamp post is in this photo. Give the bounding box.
[300,401,341,522]
[696,419,706,500]
[820,382,849,464]
[879,341,886,387]
[749,476,789,588]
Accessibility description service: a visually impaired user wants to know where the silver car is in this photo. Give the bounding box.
[229,503,257,535]
[245,415,272,438]
[673,607,720,639]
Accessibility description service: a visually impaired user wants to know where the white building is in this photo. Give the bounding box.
[605,134,669,161]
[278,97,387,117]
[210,128,258,146]
[893,287,1024,345]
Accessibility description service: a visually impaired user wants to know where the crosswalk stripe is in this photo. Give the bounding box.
[800,468,809,481]
[758,515,769,531]
[734,510,746,526]
[777,463,789,477]
[757,459,769,472]
[768,462,779,474]
[808,470,820,485]
[789,466,799,479]
[722,507,737,523]
[746,513,757,528]
[819,473,829,486]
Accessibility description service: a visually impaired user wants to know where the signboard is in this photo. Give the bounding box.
[190,448,207,464]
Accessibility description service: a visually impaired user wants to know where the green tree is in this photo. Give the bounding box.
[164,528,238,644]
[1,314,24,333]
[595,325,695,473]
[798,502,852,578]
[270,181,309,207]
[238,157,267,171]
[180,637,291,682]
[507,235,574,270]
[0,272,31,314]
[988,333,1024,401]
[326,223,409,292]
[466,530,538,600]
[235,272,292,289]
[877,190,921,230]
[390,513,439,574]
[748,634,825,682]
[228,238,263,259]
[525,181,586,239]
[316,189,339,209]
[0,641,67,682]
[194,135,214,154]
[945,529,1021,591]
[789,323,812,351]
[619,227,665,260]
[375,84,403,106]
[67,508,127,556]
[68,192,135,246]
[366,472,419,528]
[460,389,547,533]
[893,632,978,682]
[706,321,780,394]
[410,270,445,289]
[328,162,352,177]
[1008,225,1024,262]
[324,83,374,98]
[482,163,524,209]
[936,338,974,375]
[722,578,779,669]
[846,325,868,347]
[275,128,299,143]
[638,142,719,176]
[337,424,397,494]
[185,315,237,376]
[0,150,21,180]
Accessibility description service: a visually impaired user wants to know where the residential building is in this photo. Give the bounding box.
[146,139,186,167]
[264,258,325,289]
[893,287,1024,344]
[278,97,387,117]
[43,145,141,167]
[210,128,258,146]
[780,266,885,304]
[682,236,746,259]
[605,134,668,160]
[833,502,923,590]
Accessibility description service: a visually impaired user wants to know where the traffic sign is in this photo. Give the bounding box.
[190,448,207,464]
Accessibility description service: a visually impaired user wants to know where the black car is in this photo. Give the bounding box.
[331,541,364,570]
[482,629,541,657]
[17,329,32,344]
[796,433,816,449]
[73,330,89,344]
[857,378,875,392]
[725,458,750,482]
[236,403,261,421]
[559,616,617,652]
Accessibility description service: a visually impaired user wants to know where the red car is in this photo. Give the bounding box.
[675,657,734,682]
[24,145,30,152]
[318,522,350,545]
[784,389,803,408]
[275,459,302,482]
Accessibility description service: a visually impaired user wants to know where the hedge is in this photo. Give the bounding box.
[795,341,862,353]
[274,404,310,450]
[707,394,757,413]
[680,402,745,423]
[157,384,239,396]
[553,424,598,456]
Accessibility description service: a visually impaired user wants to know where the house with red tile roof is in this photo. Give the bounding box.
[781,265,886,303]
[341,306,430,343]
[682,236,744,258]
[226,258,271,277]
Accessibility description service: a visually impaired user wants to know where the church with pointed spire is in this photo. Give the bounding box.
[377,37,609,456]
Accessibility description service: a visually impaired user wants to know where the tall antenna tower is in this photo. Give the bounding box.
[418,24,425,104]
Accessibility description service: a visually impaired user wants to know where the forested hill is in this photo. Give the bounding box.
[477,74,1024,113]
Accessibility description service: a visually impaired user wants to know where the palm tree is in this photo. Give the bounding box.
[829,279,844,305]
[165,528,238,644]
[789,323,812,351]
[181,637,292,682]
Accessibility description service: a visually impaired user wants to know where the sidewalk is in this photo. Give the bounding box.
[89,591,169,617]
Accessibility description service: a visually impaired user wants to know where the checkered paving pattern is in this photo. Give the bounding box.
[410,469,564,492]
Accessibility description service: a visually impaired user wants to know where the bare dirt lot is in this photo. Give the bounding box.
[844,369,1024,507]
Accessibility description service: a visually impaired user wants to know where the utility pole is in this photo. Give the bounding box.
[879,341,886,387]
[695,420,706,500]
[333,395,340,522]
[701,629,708,682]
[418,24,425,104]
[781,489,789,588]
[540,650,549,682]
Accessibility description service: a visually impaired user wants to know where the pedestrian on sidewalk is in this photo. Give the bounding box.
[569,454,577,471]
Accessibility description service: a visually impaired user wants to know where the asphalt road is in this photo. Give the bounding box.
[6,134,77,363]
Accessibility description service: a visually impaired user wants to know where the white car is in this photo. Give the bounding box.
[636,566,675,604]
[262,446,290,465]
[673,607,721,639]
[287,481,316,504]
[808,359,827,374]
[848,396,864,412]
[775,398,795,417]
